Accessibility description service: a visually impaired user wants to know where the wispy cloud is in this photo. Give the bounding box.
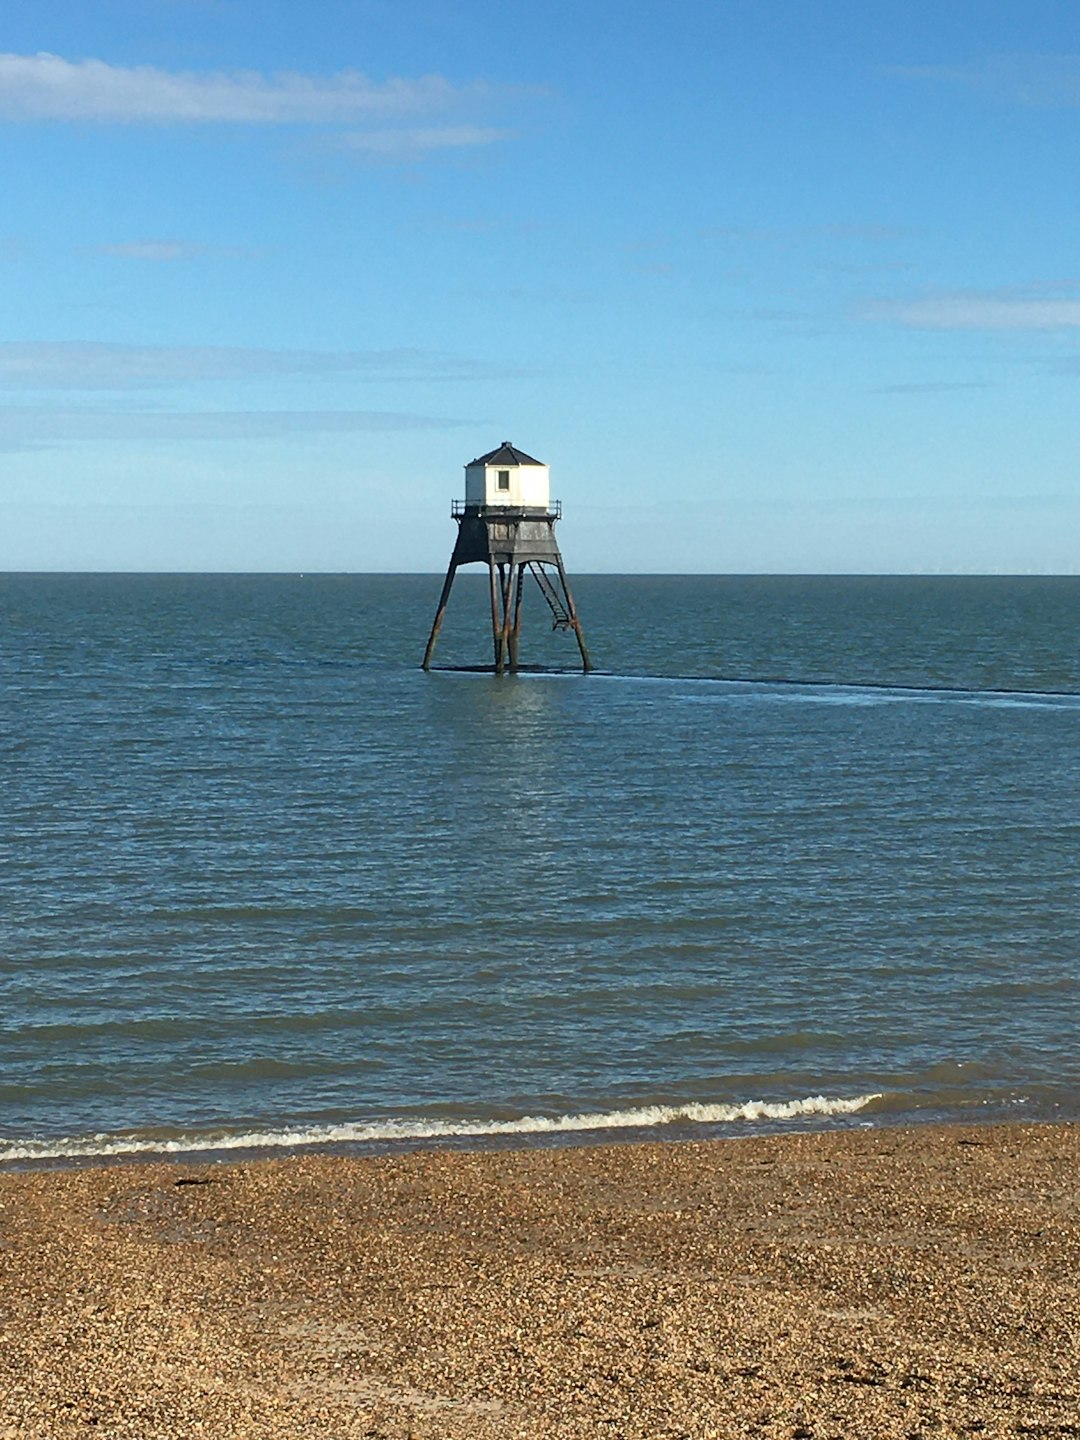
[90,240,208,261]
[1043,355,1080,375]
[0,52,528,124]
[892,53,1080,108]
[330,124,512,162]
[0,405,468,452]
[85,239,264,262]
[871,381,992,394]
[742,305,837,338]
[0,341,496,390]
[0,53,537,160]
[706,222,909,244]
[863,288,1080,330]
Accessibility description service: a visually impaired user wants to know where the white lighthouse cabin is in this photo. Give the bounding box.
[464,442,552,512]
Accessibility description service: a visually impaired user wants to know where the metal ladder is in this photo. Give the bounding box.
[527,562,571,630]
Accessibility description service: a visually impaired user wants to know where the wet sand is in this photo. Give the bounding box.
[2,1122,1078,1438]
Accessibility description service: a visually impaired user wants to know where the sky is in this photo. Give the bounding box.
[2,0,1080,573]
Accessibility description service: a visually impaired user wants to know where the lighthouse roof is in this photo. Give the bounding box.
[469,441,544,467]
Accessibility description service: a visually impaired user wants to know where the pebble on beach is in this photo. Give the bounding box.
[2,1122,1079,1438]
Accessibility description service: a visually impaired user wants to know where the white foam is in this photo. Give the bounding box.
[0,1093,882,1164]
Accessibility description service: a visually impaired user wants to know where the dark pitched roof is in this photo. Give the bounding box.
[468,442,545,467]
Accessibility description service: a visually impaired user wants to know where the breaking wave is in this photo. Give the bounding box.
[0,1092,881,1164]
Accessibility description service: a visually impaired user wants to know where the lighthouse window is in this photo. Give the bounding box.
[497,469,510,491]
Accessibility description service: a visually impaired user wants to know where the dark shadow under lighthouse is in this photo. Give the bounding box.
[421,443,591,674]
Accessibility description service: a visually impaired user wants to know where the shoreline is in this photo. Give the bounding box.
[0,1090,888,1169]
[1,1091,1061,1173]
[3,1119,1079,1437]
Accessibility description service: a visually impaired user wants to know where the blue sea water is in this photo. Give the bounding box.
[2,573,1079,1164]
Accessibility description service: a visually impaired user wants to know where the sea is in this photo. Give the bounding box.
[3,573,1079,1167]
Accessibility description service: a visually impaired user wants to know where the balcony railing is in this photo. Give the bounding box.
[452,498,561,519]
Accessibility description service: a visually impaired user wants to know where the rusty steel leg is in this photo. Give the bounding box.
[554,554,592,673]
[500,563,517,673]
[422,559,459,670]
[489,557,505,674]
[499,563,513,670]
[508,564,525,672]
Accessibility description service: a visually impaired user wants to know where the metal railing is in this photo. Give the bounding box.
[452,498,561,519]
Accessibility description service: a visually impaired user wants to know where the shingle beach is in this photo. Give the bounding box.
[2,1122,1078,1438]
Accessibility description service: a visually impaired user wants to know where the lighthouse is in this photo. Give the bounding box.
[421,442,591,674]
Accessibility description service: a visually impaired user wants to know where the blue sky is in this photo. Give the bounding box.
[2,0,1080,571]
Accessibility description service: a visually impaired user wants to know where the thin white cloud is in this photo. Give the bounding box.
[0,405,468,452]
[333,124,512,161]
[871,381,991,394]
[0,341,497,390]
[92,240,208,261]
[706,222,909,244]
[86,239,264,261]
[0,52,528,124]
[892,53,1080,108]
[864,291,1080,330]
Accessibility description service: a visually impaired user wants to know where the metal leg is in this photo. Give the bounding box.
[425,514,588,674]
[500,563,517,673]
[489,557,505,674]
[422,559,458,670]
[508,564,525,671]
[554,555,592,672]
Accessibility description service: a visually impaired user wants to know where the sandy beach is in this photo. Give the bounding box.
[1,1122,1078,1438]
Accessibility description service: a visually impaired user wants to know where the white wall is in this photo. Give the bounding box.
[517,465,550,509]
[464,463,551,509]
